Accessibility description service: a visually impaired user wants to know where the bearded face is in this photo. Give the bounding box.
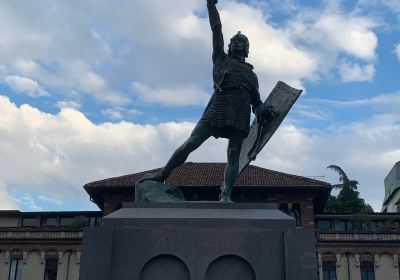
[228,32,249,58]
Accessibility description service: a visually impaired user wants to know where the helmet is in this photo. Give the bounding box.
[228,31,249,57]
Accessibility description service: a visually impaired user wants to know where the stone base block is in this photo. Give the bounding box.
[80,203,318,280]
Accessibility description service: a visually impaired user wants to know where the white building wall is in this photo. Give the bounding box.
[0,251,80,280]
[385,191,400,213]
[320,253,400,280]
[21,251,44,280]
[67,252,80,280]
[56,251,81,280]
[375,254,399,280]
[0,252,10,280]
[335,254,348,280]
[348,254,361,280]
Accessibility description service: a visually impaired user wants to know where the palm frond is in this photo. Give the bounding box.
[327,165,350,186]
[348,180,359,190]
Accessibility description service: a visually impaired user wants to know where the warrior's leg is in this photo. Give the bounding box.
[141,123,212,182]
[219,133,244,202]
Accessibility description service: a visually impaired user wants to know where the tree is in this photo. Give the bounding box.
[324,165,374,214]
[71,216,89,228]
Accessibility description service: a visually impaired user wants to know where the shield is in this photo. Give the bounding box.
[238,81,302,174]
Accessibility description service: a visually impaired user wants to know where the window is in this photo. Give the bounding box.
[322,261,336,280]
[316,220,331,230]
[289,204,302,227]
[8,259,23,280]
[43,217,58,227]
[44,259,58,280]
[361,262,375,280]
[59,217,75,226]
[336,220,352,231]
[89,216,101,227]
[346,221,353,231]
[369,221,377,232]
[22,217,37,227]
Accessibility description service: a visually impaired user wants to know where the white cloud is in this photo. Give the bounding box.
[357,0,400,15]
[0,95,226,209]
[339,62,376,82]
[14,194,42,211]
[38,195,63,205]
[132,82,211,106]
[1,94,398,211]
[0,1,380,108]
[0,181,19,210]
[0,0,389,212]
[255,113,400,211]
[218,1,317,93]
[127,109,143,119]
[286,4,378,83]
[396,44,400,61]
[101,107,143,121]
[306,91,400,108]
[4,75,49,97]
[295,105,332,120]
[311,14,377,60]
[77,68,128,105]
[102,108,124,121]
[10,59,129,105]
[14,59,40,74]
[56,100,81,110]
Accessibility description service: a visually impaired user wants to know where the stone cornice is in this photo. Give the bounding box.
[0,229,82,240]
[317,232,400,243]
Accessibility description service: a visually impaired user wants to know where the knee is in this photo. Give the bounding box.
[182,137,198,151]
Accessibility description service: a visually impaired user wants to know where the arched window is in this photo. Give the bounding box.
[289,203,302,227]
[279,203,289,214]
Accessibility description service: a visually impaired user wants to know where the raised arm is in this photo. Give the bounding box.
[207,0,224,62]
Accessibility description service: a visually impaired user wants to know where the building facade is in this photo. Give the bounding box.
[1,162,400,280]
[0,211,101,280]
[316,213,400,280]
[382,161,400,213]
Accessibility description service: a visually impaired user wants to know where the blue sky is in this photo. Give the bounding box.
[0,0,399,211]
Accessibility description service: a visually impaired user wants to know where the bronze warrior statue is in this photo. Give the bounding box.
[143,0,267,202]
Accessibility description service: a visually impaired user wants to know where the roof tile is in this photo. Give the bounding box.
[84,162,330,189]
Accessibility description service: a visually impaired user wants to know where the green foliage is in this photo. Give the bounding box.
[324,165,374,214]
[352,213,370,231]
[71,216,89,228]
[327,165,359,190]
[378,220,395,232]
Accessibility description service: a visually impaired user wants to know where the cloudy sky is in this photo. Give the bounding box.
[0,0,399,211]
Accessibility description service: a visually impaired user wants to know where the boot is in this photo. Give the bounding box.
[219,186,233,203]
[138,170,168,183]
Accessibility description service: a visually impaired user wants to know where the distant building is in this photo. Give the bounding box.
[1,162,400,280]
[0,211,101,280]
[315,213,400,280]
[382,161,400,213]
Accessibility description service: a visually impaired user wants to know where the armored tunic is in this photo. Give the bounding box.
[199,53,261,138]
[200,4,262,139]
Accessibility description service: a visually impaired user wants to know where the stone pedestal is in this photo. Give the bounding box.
[80,203,318,280]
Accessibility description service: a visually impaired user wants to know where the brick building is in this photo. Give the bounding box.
[1,162,400,280]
